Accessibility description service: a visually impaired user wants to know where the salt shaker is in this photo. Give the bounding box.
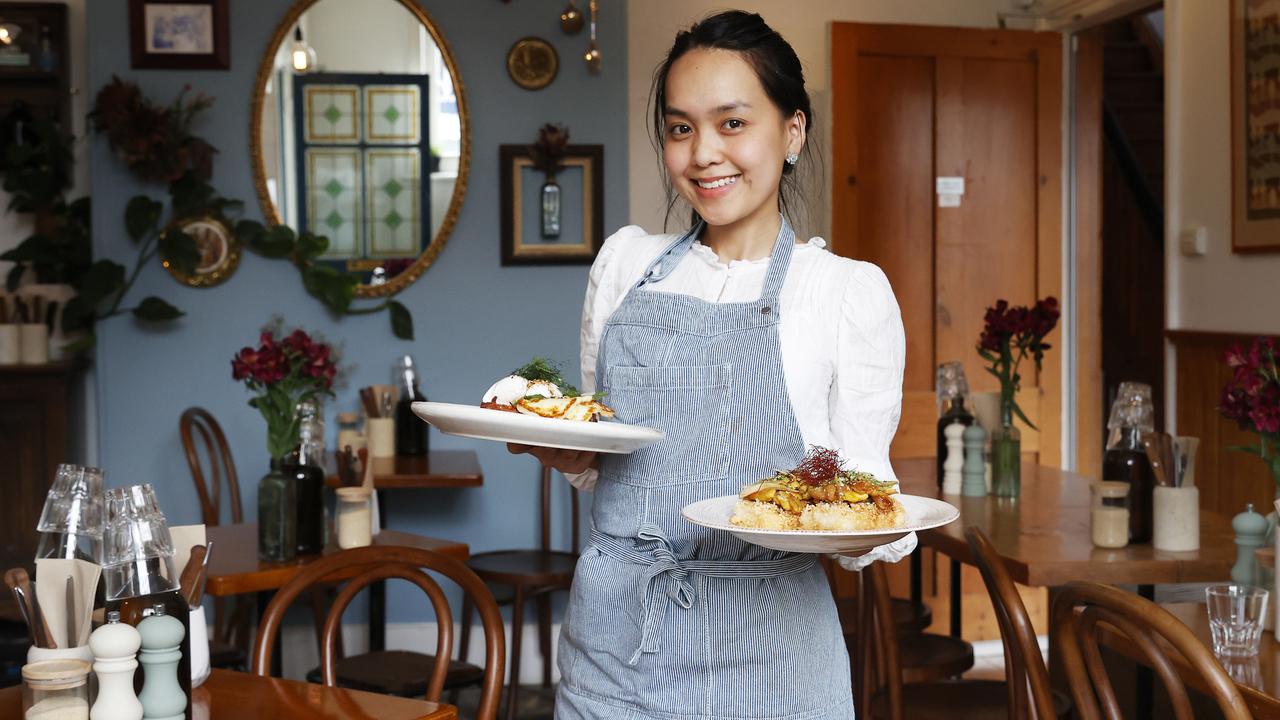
[89,611,142,720]
[942,423,965,495]
[138,604,186,720]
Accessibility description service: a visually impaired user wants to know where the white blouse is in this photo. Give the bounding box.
[570,224,917,569]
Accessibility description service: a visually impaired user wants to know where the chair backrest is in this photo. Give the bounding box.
[252,545,506,720]
[966,527,1057,720]
[179,407,242,526]
[540,465,580,554]
[1051,581,1252,720]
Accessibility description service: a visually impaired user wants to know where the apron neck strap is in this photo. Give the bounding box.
[637,215,797,303]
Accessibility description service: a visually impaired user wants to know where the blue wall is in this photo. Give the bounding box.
[86,0,628,621]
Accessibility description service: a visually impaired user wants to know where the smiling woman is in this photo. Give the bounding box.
[506,10,913,720]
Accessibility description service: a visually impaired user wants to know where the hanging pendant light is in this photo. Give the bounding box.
[583,0,600,74]
[291,27,317,72]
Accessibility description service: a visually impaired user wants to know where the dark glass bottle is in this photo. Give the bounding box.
[291,401,326,555]
[1101,382,1156,543]
[394,354,429,455]
[935,361,975,489]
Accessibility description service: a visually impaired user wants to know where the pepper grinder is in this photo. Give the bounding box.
[138,604,186,720]
[1232,503,1269,587]
[961,424,988,497]
[89,610,143,720]
[942,422,964,495]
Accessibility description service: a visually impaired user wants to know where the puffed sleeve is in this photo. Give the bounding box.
[828,262,916,571]
[564,225,647,491]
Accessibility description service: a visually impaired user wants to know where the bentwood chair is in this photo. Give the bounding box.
[859,557,1069,720]
[1051,581,1252,720]
[179,407,252,668]
[458,465,579,720]
[180,407,336,671]
[965,528,1071,720]
[252,545,507,720]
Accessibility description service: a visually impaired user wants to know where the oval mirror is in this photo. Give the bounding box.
[251,0,469,297]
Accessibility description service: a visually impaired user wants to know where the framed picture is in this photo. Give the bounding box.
[500,144,604,266]
[129,0,229,70]
[1231,0,1280,252]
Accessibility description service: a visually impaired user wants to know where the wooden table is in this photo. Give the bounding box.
[204,524,469,597]
[898,458,1236,630]
[325,450,483,489]
[898,458,1237,716]
[2,668,456,719]
[204,524,468,675]
[1097,602,1280,719]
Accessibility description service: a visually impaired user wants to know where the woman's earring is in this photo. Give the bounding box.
[785,153,799,166]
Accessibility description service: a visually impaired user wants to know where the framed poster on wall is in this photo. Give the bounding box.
[1232,0,1280,252]
[129,0,230,70]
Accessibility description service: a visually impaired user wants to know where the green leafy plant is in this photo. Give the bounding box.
[89,77,414,341]
[0,118,190,349]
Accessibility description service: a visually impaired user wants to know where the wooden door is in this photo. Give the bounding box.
[830,23,1063,643]
[831,24,1063,469]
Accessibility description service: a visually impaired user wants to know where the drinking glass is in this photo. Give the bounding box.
[35,464,105,562]
[1205,585,1270,657]
[102,484,177,601]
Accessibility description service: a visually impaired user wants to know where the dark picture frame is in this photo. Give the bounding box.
[500,143,604,266]
[129,0,230,70]
[1231,0,1280,252]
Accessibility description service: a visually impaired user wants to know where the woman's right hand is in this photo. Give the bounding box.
[507,443,599,475]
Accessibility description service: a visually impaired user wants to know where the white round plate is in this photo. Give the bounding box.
[681,494,959,554]
[411,401,665,454]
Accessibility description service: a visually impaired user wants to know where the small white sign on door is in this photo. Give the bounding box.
[935,176,965,195]
[938,193,962,208]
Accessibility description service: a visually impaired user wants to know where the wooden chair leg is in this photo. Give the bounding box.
[448,593,476,707]
[537,591,552,688]
[458,593,474,663]
[506,585,526,720]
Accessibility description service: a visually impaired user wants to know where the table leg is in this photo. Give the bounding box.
[369,489,388,653]
[950,558,962,638]
[257,590,282,678]
[910,548,923,605]
[1136,584,1155,719]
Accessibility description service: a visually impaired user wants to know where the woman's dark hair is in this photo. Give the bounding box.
[649,10,820,230]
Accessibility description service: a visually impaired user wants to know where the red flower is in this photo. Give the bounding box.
[1218,336,1280,441]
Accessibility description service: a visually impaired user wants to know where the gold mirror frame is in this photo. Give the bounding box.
[249,0,471,298]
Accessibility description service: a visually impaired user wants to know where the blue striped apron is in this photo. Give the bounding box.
[555,218,854,719]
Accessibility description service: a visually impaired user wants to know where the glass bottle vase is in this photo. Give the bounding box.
[541,176,561,239]
[990,398,1021,498]
[258,459,297,562]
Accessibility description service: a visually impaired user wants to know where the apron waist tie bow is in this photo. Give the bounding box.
[590,524,817,665]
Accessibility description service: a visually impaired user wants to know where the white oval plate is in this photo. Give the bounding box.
[681,494,959,554]
[411,401,665,454]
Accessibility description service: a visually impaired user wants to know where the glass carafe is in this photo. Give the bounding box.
[394,354,429,456]
[1102,382,1157,543]
[290,400,326,556]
